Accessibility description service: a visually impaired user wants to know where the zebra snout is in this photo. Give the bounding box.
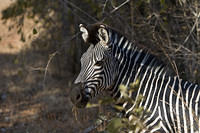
[70,87,89,108]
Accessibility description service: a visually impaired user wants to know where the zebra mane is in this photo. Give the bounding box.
[106,26,170,76]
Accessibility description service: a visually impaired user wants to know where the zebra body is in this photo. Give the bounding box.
[72,23,200,132]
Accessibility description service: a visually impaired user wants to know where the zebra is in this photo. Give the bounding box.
[71,23,200,133]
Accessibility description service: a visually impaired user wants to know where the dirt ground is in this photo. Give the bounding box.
[0,1,99,133]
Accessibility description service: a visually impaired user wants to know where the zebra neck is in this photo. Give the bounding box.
[109,32,166,98]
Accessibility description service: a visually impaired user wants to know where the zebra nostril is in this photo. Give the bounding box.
[70,87,81,104]
[76,93,82,101]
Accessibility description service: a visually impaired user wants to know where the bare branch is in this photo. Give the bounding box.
[101,0,130,22]
[62,0,98,22]
[110,0,130,14]
[43,51,58,88]
[42,31,80,88]
[82,124,97,133]
[183,12,200,44]
[102,0,109,16]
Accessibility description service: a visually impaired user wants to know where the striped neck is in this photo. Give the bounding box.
[108,29,166,98]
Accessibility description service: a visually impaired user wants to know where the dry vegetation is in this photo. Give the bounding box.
[0,0,199,133]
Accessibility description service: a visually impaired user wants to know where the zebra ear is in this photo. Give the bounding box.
[79,24,88,43]
[98,25,109,46]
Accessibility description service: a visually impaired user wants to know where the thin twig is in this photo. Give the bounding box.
[110,0,130,14]
[82,117,109,133]
[62,0,98,22]
[61,32,81,45]
[42,31,80,88]
[172,60,180,78]
[102,0,108,16]
[43,51,58,88]
[82,124,97,133]
[60,0,88,24]
[130,0,134,41]
[101,0,130,22]
[183,12,200,44]
[172,43,200,60]
[29,67,45,71]
[152,25,177,74]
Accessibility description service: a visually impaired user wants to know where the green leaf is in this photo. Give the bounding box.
[113,105,124,111]
[33,28,37,34]
[14,58,19,64]
[129,79,140,90]
[20,33,25,42]
[99,97,115,105]
[106,118,124,133]
[86,102,99,108]
[160,0,165,5]
[17,28,22,34]
[119,84,128,98]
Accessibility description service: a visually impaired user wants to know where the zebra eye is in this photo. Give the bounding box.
[95,60,104,66]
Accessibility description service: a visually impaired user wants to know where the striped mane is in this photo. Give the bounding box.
[107,26,168,77]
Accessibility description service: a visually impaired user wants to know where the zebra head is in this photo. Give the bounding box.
[71,24,119,108]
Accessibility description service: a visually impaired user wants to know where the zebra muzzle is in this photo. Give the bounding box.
[70,87,89,108]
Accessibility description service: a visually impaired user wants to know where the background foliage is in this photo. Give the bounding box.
[0,0,199,132]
